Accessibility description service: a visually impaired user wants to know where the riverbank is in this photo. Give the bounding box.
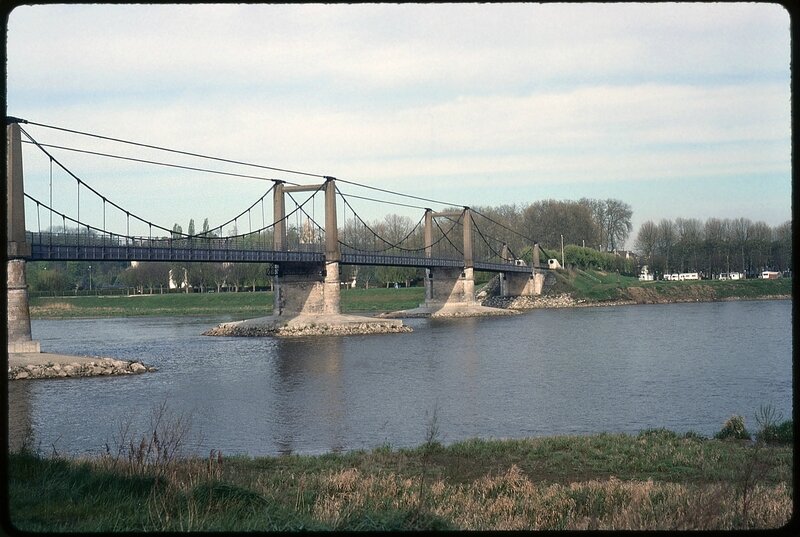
[28,274,791,319]
[7,428,792,531]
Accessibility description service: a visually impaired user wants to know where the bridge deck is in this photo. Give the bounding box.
[29,243,538,273]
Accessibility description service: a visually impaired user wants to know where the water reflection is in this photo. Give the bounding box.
[273,337,346,455]
[7,380,33,452]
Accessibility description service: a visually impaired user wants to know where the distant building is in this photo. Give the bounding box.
[761,271,782,279]
[613,249,637,260]
[638,265,654,281]
[169,267,190,290]
[663,272,701,281]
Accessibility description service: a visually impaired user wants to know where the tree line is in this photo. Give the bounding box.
[634,217,791,277]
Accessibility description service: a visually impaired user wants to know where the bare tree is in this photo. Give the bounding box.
[771,220,791,272]
[604,199,633,251]
[634,220,659,270]
[523,199,599,252]
[657,219,676,274]
[748,221,772,272]
[731,217,752,274]
[674,217,703,272]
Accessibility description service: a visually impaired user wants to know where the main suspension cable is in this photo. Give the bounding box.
[21,140,293,183]
[20,118,326,180]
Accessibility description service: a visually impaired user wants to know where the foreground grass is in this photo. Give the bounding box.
[8,431,793,531]
[29,287,425,319]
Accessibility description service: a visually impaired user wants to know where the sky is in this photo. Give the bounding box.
[5,3,792,248]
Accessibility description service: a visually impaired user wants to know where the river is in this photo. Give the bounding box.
[7,299,792,457]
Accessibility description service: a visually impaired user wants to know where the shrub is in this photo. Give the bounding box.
[682,430,706,441]
[757,420,793,445]
[753,405,792,445]
[714,415,751,441]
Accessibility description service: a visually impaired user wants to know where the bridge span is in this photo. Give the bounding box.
[7,118,550,349]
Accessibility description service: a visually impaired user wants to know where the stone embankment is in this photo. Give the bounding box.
[8,358,156,381]
[482,293,586,310]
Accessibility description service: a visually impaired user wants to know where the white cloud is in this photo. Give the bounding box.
[8,3,791,232]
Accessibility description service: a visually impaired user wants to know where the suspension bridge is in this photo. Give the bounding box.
[7,116,550,347]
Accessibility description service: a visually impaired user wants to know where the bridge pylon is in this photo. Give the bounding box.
[422,208,481,311]
[272,178,340,317]
[6,120,40,353]
[205,176,408,336]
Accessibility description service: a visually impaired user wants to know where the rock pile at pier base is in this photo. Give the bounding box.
[203,313,411,337]
[8,352,156,380]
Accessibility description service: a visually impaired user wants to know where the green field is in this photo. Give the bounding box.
[30,287,426,319]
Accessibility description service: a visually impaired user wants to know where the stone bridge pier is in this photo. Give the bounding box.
[499,242,544,298]
[204,178,408,336]
[7,121,40,354]
[424,266,476,308]
[273,261,341,317]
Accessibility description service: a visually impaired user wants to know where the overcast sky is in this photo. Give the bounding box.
[6,3,792,247]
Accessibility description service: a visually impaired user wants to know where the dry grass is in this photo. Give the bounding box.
[298,464,791,530]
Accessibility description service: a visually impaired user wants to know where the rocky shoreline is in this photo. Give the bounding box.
[8,357,157,381]
[482,292,792,310]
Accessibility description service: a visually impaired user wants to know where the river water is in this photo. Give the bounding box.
[7,299,792,457]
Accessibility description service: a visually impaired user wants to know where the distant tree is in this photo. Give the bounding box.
[31,266,67,296]
[748,221,772,272]
[634,220,659,270]
[188,219,196,237]
[656,219,676,274]
[674,217,703,272]
[522,199,599,253]
[731,217,752,275]
[171,223,183,239]
[772,220,791,272]
[703,218,726,276]
[578,198,608,249]
[603,199,633,251]
[138,262,171,294]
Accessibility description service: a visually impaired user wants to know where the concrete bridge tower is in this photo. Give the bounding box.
[271,178,341,317]
[423,207,478,308]
[205,176,407,335]
[7,120,40,353]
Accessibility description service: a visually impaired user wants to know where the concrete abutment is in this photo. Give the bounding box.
[7,121,40,354]
[7,259,40,354]
[500,271,545,298]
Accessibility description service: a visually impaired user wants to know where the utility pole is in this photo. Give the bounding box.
[561,234,565,268]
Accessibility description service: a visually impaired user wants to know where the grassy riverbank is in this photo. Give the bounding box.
[8,428,792,531]
[29,287,426,319]
[28,271,790,319]
[548,269,792,303]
